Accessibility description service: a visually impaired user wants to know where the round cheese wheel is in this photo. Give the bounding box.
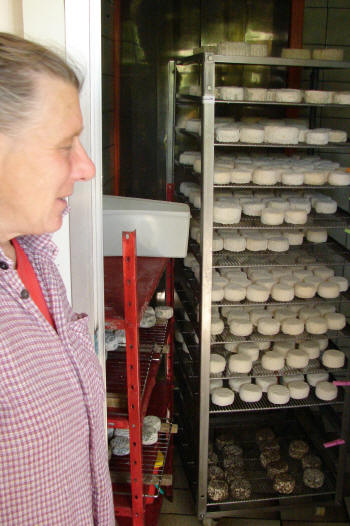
[216,86,244,101]
[237,342,260,361]
[268,236,289,252]
[267,384,290,404]
[294,281,317,299]
[304,90,333,104]
[258,318,280,336]
[313,48,344,61]
[210,353,226,374]
[306,317,328,335]
[261,207,284,225]
[244,88,267,102]
[271,283,295,302]
[331,276,348,293]
[324,312,346,330]
[288,381,310,400]
[299,341,320,359]
[317,280,340,299]
[283,230,304,245]
[216,125,240,143]
[240,125,265,144]
[256,376,278,392]
[246,284,270,303]
[212,284,225,302]
[306,229,327,243]
[275,89,303,103]
[231,168,252,184]
[214,166,232,184]
[252,168,279,185]
[281,317,305,336]
[228,376,251,392]
[242,200,265,217]
[211,317,224,335]
[229,319,253,337]
[213,202,242,224]
[329,129,347,143]
[212,387,235,406]
[315,381,338,401]
[246,235,268,252]
[314,266,334,280]
[305,130,329,146]
[261,351,285,371]
[224,234,246,252]
[224,283,246,302]
[333,91,350,104]
[250,309,271,325]
[285,208,307,225]
[328,171,350,186]
[304,171,328,185]
[282,48,311,59]
[322,349,345,368]
[255,277,276,291]
[265,125,299,145]
[282,172,304,186]
[306,372,329,386]
[228,353,253,373]
[315,199,337,214]
[273,342,295,357]
[239,383,263,402]
[286,349,309,368]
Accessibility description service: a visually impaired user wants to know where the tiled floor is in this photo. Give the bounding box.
[158,450,350,526]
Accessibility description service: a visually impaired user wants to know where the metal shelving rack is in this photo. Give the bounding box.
[167,52,350,521]
[104,221,175,526]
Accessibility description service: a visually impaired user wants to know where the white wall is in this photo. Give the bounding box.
[0,0,23,34]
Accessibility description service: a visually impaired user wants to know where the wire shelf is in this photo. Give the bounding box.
[110,420,173,498]
[212,290,350,307]
[209,387,344,414]
[212,325,350,346]
[188,240,350,268]
[176,162,350,191]
[106,347,161,401]
[213,210,350,230]
[178,129,350,151]
[207,418,335,507]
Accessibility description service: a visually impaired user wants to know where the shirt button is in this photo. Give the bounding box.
[20,289,30,299]
[0,261,8,270]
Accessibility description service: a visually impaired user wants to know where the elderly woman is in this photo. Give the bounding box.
[0,34,114,525]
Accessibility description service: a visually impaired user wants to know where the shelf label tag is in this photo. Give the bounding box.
[323,439,345,448]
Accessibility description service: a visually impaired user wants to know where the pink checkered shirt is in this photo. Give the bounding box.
[0,234,115,525]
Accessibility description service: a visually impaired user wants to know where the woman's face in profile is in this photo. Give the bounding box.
[0,74,95,239]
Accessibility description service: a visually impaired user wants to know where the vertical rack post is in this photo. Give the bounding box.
[166,60,176,187]
[197,53,215,520]
[122,230,144,526]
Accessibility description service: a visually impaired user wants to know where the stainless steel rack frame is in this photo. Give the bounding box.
[167,52,350,521]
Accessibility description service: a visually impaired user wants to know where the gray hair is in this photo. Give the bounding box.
[0,32,81,135]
